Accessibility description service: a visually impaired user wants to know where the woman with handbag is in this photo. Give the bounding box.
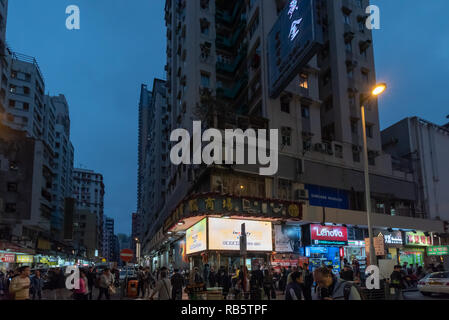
[149,271,171,300]
[97,268,114,300]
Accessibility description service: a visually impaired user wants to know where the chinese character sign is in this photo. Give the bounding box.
[405,232,431,246]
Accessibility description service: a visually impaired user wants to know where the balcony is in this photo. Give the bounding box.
[216,22,246,49]
[216,74,248,100]
[216,46,247,73]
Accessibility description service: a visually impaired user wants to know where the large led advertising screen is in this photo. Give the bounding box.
[208,218,273,252]
[267,0,323,98]
[186,218,207,254]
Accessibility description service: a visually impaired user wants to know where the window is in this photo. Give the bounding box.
[322,70,331,86]
[23,103,29,111]
[8,100,15,107]
[335,144,343,159]
[345,40,352,53]
[361,70,369,83]
[352,146,360,163]
[7,182,18,192]
[343,12,351,25]
[359,20,365,33]
[280,97,290,113]
[351,119,358,134]
[281,127,292,146]
[301,105,310,119]
[200,73,210,88]
[366,124,373,138]
[5,203,16,213]
[368,151,376,166]
[299,73,308,89]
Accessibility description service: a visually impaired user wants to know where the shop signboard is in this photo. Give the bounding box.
[0,253,15,263]
[163,193,302,232]
[365,236,386,256]
[16,255,33,263]
[208,218,273,252]
[379,231,403,247]
[348,240,365,247]
[267,0,323,98]
[427,246,449,256]
[186,218,207,254]
[405,232,432,246]
[305,185,349,210]
[274,224,301,253]
[310,224,348,246]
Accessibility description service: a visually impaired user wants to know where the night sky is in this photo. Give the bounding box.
[6,1,449,235]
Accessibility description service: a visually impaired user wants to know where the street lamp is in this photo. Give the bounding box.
[360,83,387,267]
[135,237,141,266]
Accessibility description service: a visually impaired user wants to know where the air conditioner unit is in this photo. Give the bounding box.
[295,189,309,200]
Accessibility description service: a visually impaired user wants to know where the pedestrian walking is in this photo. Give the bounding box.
[97,268,114,300]
[73,270,88,300]
[30,270,44,300]
[149,271,171,300]
[285,271,303,301]
[262,269,275,300]
[340,265,354,281]
[9,266,31,300]
[314,267,362,300]
[208,267,216,288]
[389,265,404,300]
[137,267,146,298]
[86,267,96,300]
[52,268,67,300]
[301,263,313,301]
[171,269,184,300]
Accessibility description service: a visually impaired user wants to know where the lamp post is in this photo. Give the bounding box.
[360,83,387,267]
[135,237,141,266]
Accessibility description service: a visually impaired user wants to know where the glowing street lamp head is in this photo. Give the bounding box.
[372,83,387,97]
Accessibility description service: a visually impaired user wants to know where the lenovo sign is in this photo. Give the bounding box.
[310,224,348,246]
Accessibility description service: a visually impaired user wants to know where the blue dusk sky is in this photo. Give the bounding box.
[6,1,448,235]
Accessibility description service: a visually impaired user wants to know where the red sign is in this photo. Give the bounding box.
[0,253,15,263]
[310,224,348,244]
[120,249,134,262]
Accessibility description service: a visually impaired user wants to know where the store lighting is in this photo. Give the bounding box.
[177,221,185,226]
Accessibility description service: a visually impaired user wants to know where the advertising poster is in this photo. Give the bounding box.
[186,218,207,254]
[274,224,301,253]
[208,218,273,252]
[310,224,348,246]
[174,238,190,269]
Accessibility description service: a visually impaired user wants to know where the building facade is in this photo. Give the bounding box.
[103,216,115,262]
[382,117,449,223]
[47,94,75,241]
[73,168,105,256]
[142,0,446,270]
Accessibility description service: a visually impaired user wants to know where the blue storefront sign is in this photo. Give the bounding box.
[305,185,349,210]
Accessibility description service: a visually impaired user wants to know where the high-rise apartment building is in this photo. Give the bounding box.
[139,80,169,248]
[0,0,9,110]
[103,216,115,261]
[143,0,445,261]
[47,94,75,240]
[73,168,105,255]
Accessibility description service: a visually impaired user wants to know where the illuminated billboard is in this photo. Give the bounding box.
[186,218,207,254]
[268,0,323,98]
[208,218,273,252]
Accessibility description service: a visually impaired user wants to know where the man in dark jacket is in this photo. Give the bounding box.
[301,263,313,301]
[86,267,96,300]
[285,271,303,300]
[340,265,354,281]
[30,270,44,300]
[390,265,403,300]
[171,269,184,300]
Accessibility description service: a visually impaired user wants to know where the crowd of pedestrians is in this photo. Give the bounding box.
[0,266,121,300]
[1,260,445,301]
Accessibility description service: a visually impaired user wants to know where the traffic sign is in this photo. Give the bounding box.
[120,249,134,262]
